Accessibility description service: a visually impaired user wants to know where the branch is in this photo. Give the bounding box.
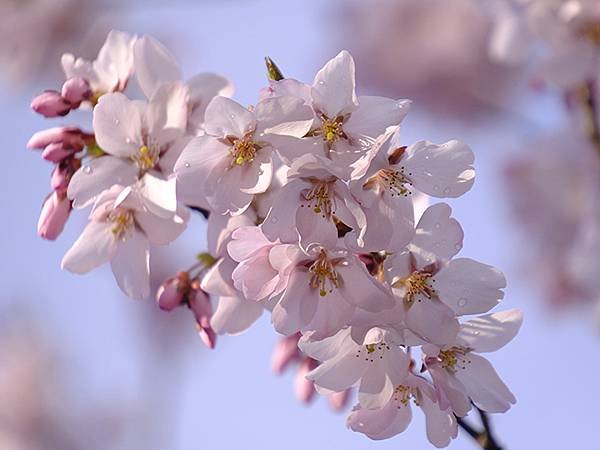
[456,407,503,450]
[578,81,600,158]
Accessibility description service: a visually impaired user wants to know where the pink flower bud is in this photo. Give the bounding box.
[156,272,189,311]
[189,286,216,349]
[42,142,75,163]
[198,326,217,350]
[51,164,70,191]
[271,333,301,374]
[328,389,351,412]
[37,191,71,240]
[31,91,71,117]
[61,77,92,106]
[27,126,86,151]
[294,358,318,404]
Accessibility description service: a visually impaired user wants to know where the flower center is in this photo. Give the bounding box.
[438,347,471,373]
[134,145,159,172]
[363,168,413,197]
[230,133,260,167]
[321,117,345,144]
[393,385,417,406]
[393,271,436,306]
[301,180,335,218]
[354,341,391,362]
[308,249,342,296]
[109,210,134,240]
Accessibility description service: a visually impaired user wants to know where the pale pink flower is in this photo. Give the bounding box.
[61,30,136,98]
[61,184,189,299]
[174,95,313,215]
[424,309,523,416]
[134,35,234,134]
[384,203,505,345]
[269,50,410,180]
[201,212,264,335]
[351,134,474,252]
[300,327,410,409]
[68,85,188,208]
[347,371,457,447]
[262,153,367,247]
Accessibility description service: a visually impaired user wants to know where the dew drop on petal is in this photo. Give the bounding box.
[458,298,468,307]
[433,185,440,191]
[443,187,451,195]
[83,165,92,174]
[318,80,325,85]
[473,331,480,336]
[454,243,461,250]
[271,216,279,224]
[125,137,131,144]
[434,223,441,229]
[114,119,120,125]
[184,162,191,168]
[230,114,236,119]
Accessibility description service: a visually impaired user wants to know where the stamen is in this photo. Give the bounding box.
[438,347,471,373]
[109,210,134,240]
[363,168,412,197]
[355,341,391,362]
[308,249,341,296]
[133,144,159,172]
[392,271,436,306]
[302,180,334,218]
[229,133,261,167]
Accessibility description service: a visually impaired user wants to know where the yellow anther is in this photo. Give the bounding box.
[393,271,436,306]
[366,344,376,354]
[308,249,341,297]
[134,144,159,172]
[110,211,134,240]
[230,133,260,167]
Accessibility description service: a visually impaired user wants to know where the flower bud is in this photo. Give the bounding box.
[271,333,301,374]
[42,142,75,163]
[31,91,71,117]
[61,77,92,106]
[294,358,318,404]
[27,126,86,151]
[156,272,189,311]
[328,389,351,411]
[50,164,70,191]
[189,286,216,349]
[198,326,217,350]
[37,191,71,240]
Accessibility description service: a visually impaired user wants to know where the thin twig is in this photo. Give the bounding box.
[579,81,600,158]
[456,408,503,450]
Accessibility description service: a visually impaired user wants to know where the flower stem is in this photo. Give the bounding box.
[579,81,600,158]
[457,407,503,450]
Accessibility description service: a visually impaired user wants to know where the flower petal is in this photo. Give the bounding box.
[204,96,256,138]
[61,221,116,273]
[110,230,150,299]
[133,35,182,98]
[456,309,523,353]
[312,50,358,118]
[93,93,143,157]
[211,295,263,335]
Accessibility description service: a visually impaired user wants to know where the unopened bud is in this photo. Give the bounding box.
[42,142,76,163]
[37,191,71,240]
[61,77,92,106]
[189,287,216,349]
[156,272,189,311]
[31,91,71,117]
[27,126,86,151]
[271,333,301,374]
[294,358,318,404]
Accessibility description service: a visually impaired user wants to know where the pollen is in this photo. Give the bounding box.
[109,210,134,240]
[308,249,341,297]
[363,168,412,197]
[393,271,436,306]
[134,144,159,172]
[393,385,416,406]
[302,180,334,218]
[230,133,260,167]
[438,347,471,373]
[356,341,391,362]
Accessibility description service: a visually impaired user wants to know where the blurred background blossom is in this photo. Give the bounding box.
[2,0,600,449]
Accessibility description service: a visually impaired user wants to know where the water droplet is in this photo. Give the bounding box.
[433,185,440,191]
[83,165,92,174]
[454,243,461,250]
[271,216,279,224]
[443,187,451,195]
[458,298,468,307]
[259,132,265,137]
[318,80,325,85]
[230,114,236,119]
[114,119,120,125]
[434,223,441,229]
[125,137,131,144]
[473,331,480,336]
[184,162,191,168]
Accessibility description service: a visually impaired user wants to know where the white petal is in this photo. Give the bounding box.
[455,354,516,413]
[110,230,150,299]
[434,258,506,315]
[271,269,317,336]
[255,96,314,137]
[211,295,263,335]
[410,203,464,264]
[312,50,358,118]
[345,96,410,139]
[404,140,475,198]
[61,221,116,274]
[94,30,136,91]
[307,352,366,392]
[133,35,182,98]
[204,96,256,138]
[68,156,138,209]
[93,93,143,157]
[456,309,523,353]
[420,394,457,448]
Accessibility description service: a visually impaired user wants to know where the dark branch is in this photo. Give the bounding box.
[579,81,600,158]
[456,408,503,450]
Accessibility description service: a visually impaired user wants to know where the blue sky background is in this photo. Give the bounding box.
[1,1,598,449]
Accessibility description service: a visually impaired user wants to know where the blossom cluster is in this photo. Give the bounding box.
[28,30,522,447]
